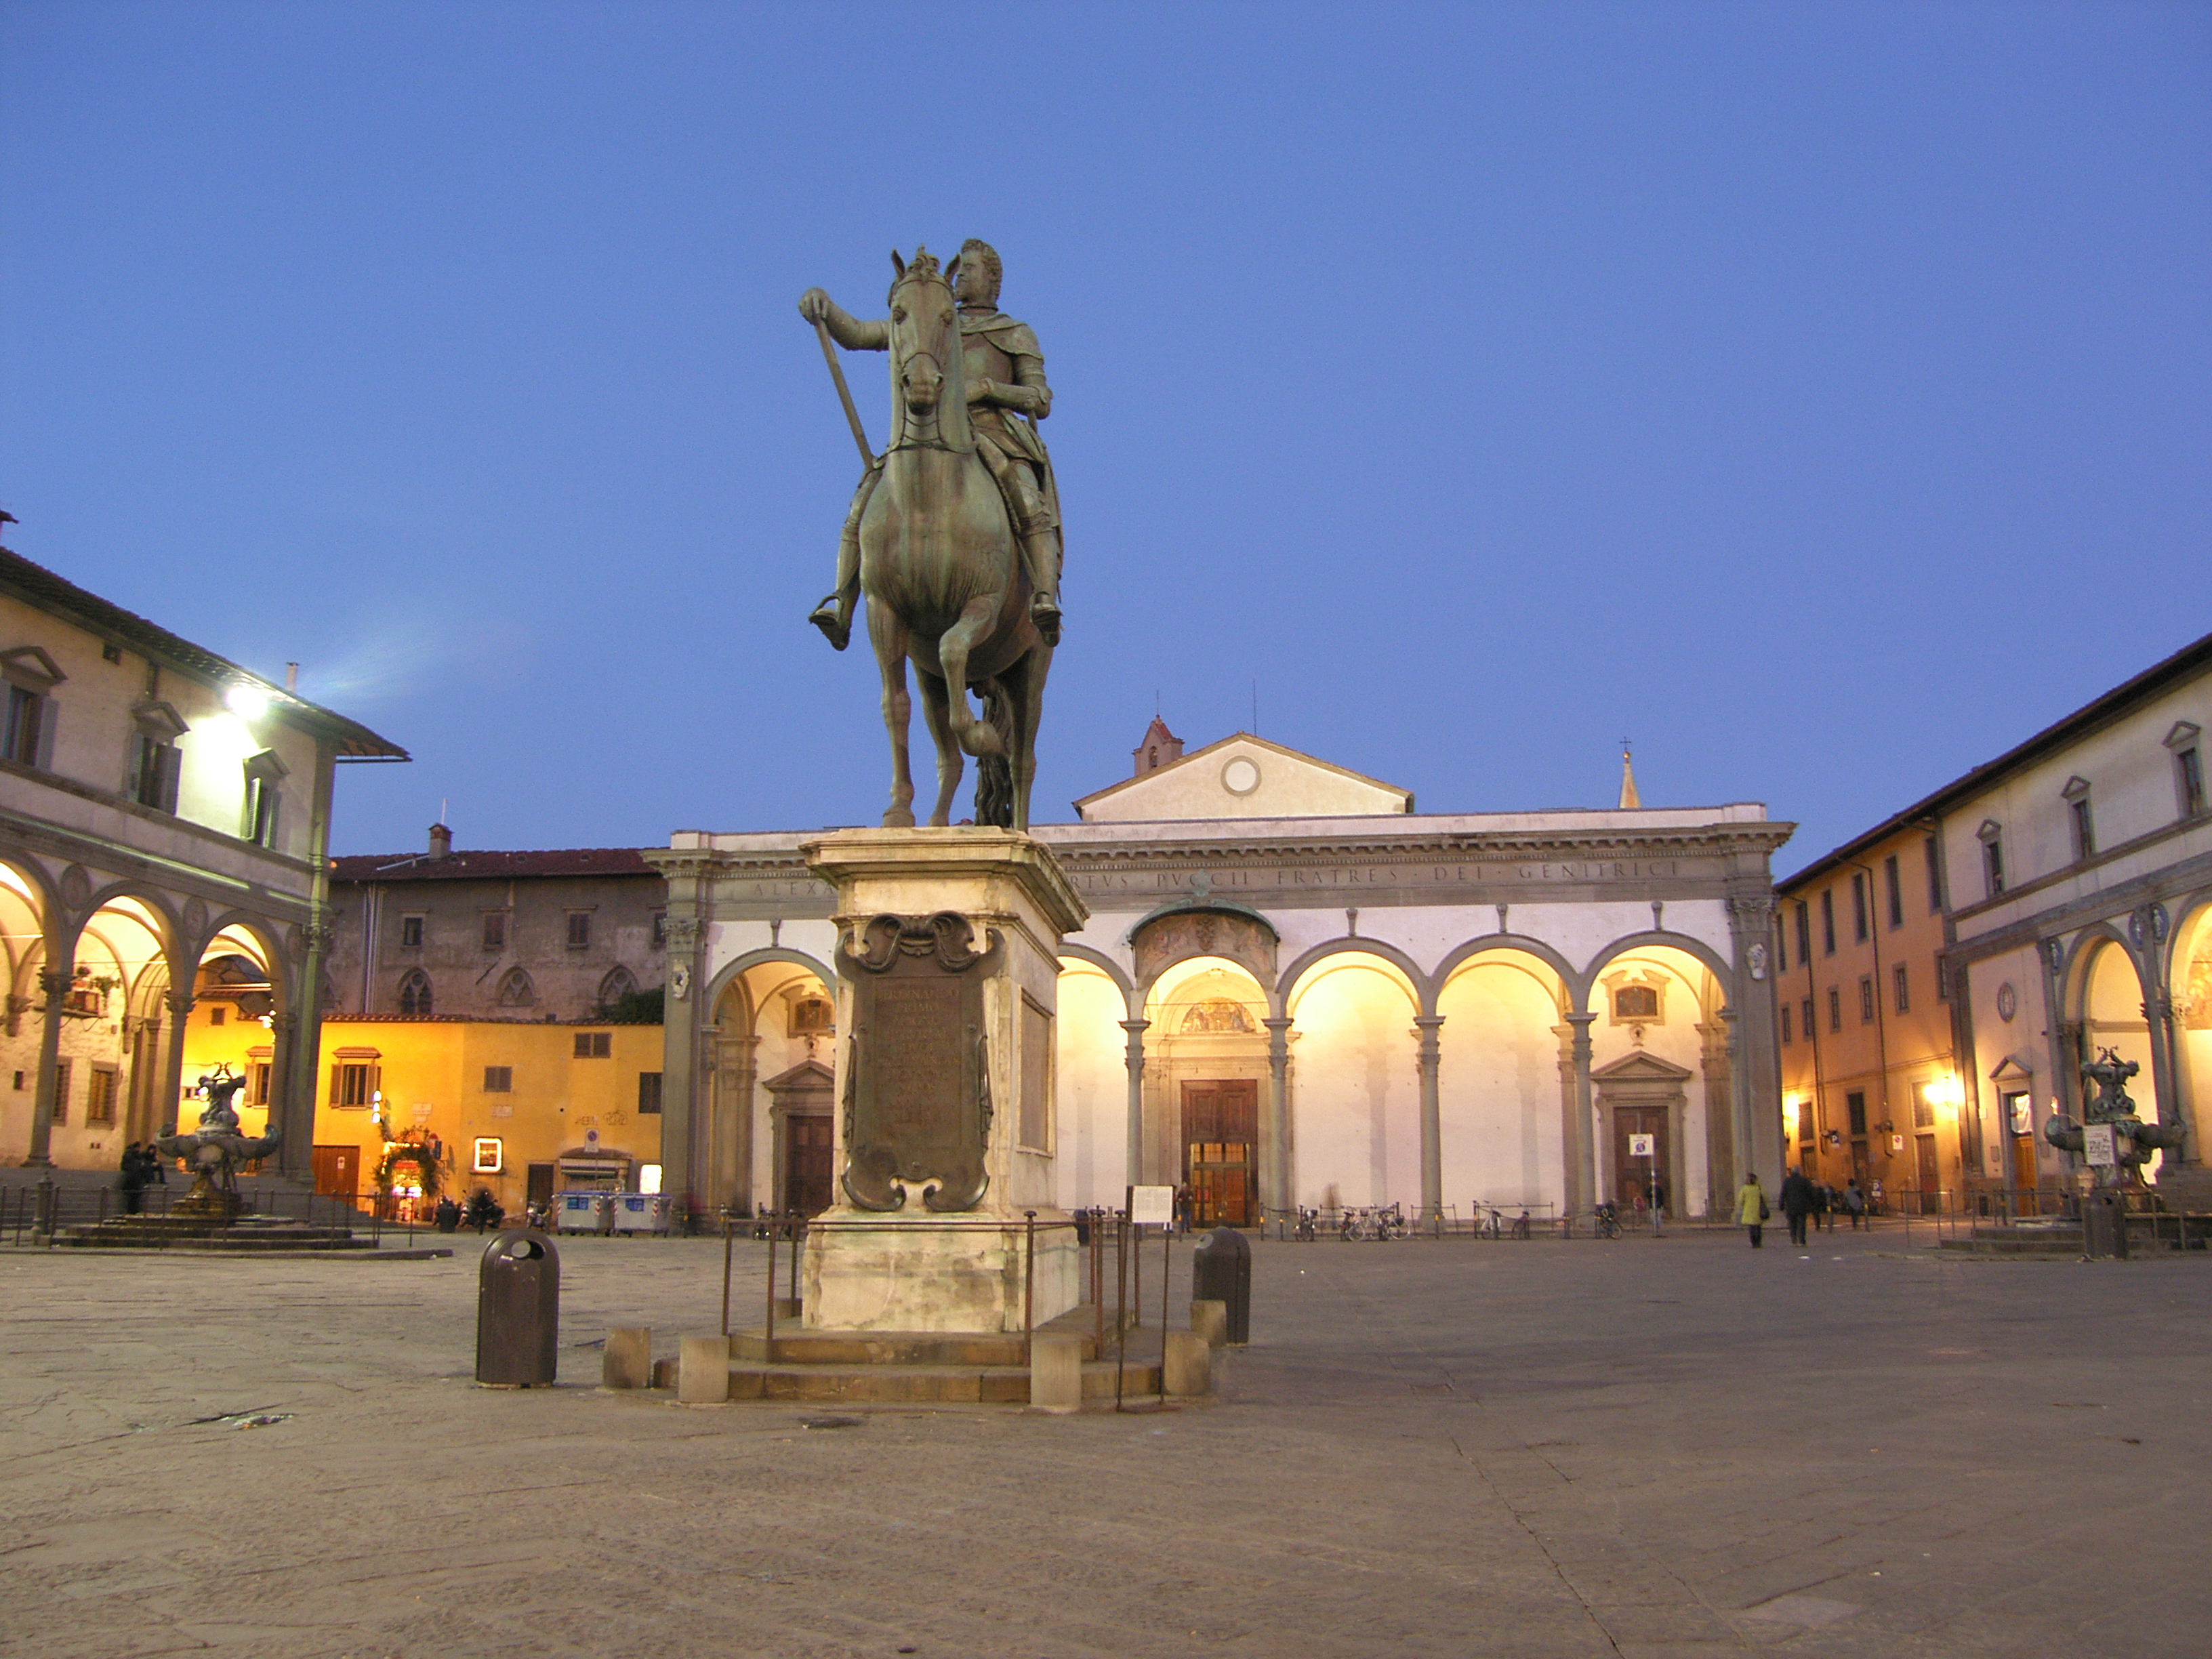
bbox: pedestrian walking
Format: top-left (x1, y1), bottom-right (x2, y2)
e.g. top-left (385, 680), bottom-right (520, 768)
top-left (1649, 1176), bottom-right (1666, 1236)
top-left (1735, 1172), bottom-right (1768, 1248)
top-left (1844, 1179), bottom-right (1866, 1229)
top-left (1813, 1182), bottom-right (1833, 1232)
top-left (1780, 1166), bottom-right (1814, 1246)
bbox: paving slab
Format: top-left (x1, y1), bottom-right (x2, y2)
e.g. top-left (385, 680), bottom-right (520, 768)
top-left (1, 1225), bottom-right (2207, 1656)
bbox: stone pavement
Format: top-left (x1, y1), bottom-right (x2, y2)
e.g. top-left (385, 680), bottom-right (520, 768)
top-left (1, 1223), bottom-right (2206, 1658)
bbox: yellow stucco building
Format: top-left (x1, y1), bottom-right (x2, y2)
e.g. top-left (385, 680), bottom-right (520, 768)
top-left (289, 1018), bottom-right (664, 1211)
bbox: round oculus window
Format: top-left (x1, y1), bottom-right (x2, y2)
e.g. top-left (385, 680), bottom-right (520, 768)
top-left (1996, 981), bottom-right (2018, 1023)
top-left (1221, 757), bottom-right (1261, 796)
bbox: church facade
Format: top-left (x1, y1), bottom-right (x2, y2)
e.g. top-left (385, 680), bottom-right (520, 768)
top-left (650, 728), bottom-right (1791, 1227)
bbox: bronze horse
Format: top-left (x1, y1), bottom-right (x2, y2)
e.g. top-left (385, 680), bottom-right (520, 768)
top-left (859, 248), bottom-right (1051, 831)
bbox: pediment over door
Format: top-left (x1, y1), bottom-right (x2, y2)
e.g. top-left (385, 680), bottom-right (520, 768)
top-left (1591, 1051), bottom-right (1694, 1086)
top-left (762, 1058), bottom-right (835, 1111)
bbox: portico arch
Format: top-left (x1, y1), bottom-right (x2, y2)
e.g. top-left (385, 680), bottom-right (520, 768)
top-left (1435, 944), bottom-right (1575, 1218)
top-left (1139, 955), bottom-right (1272, 1220)
top-left (2076, 933), bottom-right (2162, 1174)
top-left (1577, 941), bottom-right (1732, 1218)
top-left (1282, 949), bottom-right (1425, 1214)
top-left (2164, 895), bottom-right (2212, 1187)
top-left (700, 947), bottom-right (838, 1216)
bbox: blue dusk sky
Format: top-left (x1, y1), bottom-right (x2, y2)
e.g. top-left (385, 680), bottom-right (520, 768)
top-left (3, 3), bottom-right (2206, 874)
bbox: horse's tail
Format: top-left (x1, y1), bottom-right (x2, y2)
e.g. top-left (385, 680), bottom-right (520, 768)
top-left (975, 676), bottom-right (1016, 828)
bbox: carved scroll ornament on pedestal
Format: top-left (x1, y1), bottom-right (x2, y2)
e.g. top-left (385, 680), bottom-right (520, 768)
top-left (838, 912), bottom-right (1003, 1212)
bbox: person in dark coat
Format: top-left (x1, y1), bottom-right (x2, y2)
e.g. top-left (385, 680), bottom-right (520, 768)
top-left (119, 1143), bottom-right (146, 1215)
top-left (1844, 1179), bottom-right (1867, 1229)
top-left (1779, 1167), bottom-right (1816, 1246)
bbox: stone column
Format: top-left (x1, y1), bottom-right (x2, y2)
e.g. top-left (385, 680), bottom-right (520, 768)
top-left (21, 950), bottom-right (74, 1166)
top-left (266, 1008), bottom-right (298, 1170)
top-left (2160, 986), bottom-right (2200, 1166)
top-left (1698, 1018), bottom-right (1736, 1212)
top-left (1414, 1015), bottom-right (1444, 1225)
top-left (658, 910), bottom-right (705, 1223)
top-left (1265, 1016), bottom-right (1294, 1218)
top-left (284, 746), bottom-right (339, 1180)
top-left (713, 1031), bottom-right (759, 1215)
top-left (1119, 1018), bottom-right (1148, 1189)
top-left (1566, 1012), bottom-right (1596, 1222)
top-left (158, 989), bottom-right (194, 1136)
top-left (1726, 893), bottom-right (1782, 1191)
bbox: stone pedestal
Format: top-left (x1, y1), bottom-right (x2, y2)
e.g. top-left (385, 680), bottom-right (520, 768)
top-left (798, 829), bottom-right (1088, 1334)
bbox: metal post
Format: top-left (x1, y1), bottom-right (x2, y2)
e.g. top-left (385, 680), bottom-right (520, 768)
top-left (765, 1220), bottom-right (777, 1347)
top-left (787, 1209), bottom-right (800, 1305)
top-left (722, 1216), bottom-right (734, 1337)
top-left (1158, 1222), bottom-right (1170, 1397)
top-left (1023, 1210), bottom-right (1036, 1366)
top-left (1114, 1211), bottom-right (1129, 1411)
top-left (1092, 1212), bottom-right (1104, 1353)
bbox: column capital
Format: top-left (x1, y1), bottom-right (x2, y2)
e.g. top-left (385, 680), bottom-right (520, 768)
top-left (165, 990), bottom-right (195, 1018)
top-left (1118, 1018), bottom-right (1151, 1034)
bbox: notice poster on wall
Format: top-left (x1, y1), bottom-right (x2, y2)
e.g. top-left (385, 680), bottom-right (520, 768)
top-left (2083, 1124), bottom-right (2117, 1168)
top-left (1629, 1134), bottom-right (1656, 1158)
top-left (1128, 1185), bottom-right (1176, 1227)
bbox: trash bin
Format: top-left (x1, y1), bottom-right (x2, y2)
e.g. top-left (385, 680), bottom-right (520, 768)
top-left (476, 1228), bottom-right (560, 1387)
top-left (1191, 1225), bottom-right (1250, 1345)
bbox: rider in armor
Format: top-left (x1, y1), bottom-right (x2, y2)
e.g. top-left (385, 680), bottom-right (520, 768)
top-left (800, 239), bottom-right (1064, 650)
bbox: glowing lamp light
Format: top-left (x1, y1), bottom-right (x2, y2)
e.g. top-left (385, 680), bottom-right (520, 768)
top-left (224, 684), bottom-right (270, 720)
top-left (1926, 1076), bottom-right (1966, 1111)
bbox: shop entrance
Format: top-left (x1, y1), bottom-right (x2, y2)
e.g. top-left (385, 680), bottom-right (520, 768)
top-left (1181, 1080), bottom-right (1258, 1227)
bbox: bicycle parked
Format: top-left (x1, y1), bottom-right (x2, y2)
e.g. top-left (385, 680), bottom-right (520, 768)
top-left (1335, 1203), bottom-right (1408, 1241)
top-left (1593, 1201), bottom-right (1624, 1240)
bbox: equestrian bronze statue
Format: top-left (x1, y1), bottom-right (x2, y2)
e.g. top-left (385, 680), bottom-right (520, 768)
top-left (798, 243), bottom-right (1059, 831)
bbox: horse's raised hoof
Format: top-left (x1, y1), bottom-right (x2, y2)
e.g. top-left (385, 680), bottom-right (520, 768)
top-left (881, 806), bottom-right (916, 829)
top-left (808, 600), bottom-right (851, 652)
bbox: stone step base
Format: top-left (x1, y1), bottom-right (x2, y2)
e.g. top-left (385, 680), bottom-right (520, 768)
top-left (721, 1357), bottom-right (1160, 1406)
top-left (51, 1218), bottom-right (369, 1251)
top-left (729, 1326), bottom-right (1103, 1366)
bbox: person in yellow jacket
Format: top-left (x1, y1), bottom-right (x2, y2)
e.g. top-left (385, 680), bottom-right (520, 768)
top-left (1735, 1172), bottom-right (1769, 1248)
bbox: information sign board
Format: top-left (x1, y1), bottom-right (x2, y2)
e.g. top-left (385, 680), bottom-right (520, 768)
top-left (2083, 1124), bottom-right (2117, 1168)
top-left (1628, 1133), bottom-right (1656, 1158)
top-left (1128, 1184), bottom-right (1176, 1227)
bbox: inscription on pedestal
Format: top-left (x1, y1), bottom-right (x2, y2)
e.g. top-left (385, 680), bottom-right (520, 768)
top-left (840, 913), bottom-right (1002, 1213)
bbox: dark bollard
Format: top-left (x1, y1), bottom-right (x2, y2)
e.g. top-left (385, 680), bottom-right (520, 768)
top-left (2083, 1190), bottom-right (2129, 1261)
top-left (1191, 1224), bottom-right (1252, 1345)
top-left (476, 1228), bottom-right (560, 1387)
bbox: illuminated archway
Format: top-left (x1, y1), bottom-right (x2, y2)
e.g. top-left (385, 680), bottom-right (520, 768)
top-left (1578, 942), bottom-right (1730, 1218)
top-left (703, 952), bottom-right (836, 1215)
top-left (1282, 949), bottom-right (1422, 1212)
top-left (1141, 955), bottom-right (1272, 1218)
top-left (1055, 958), bottom-right (1132, 1208)
top-left (1435, 945), bottom-right (1573, 1216)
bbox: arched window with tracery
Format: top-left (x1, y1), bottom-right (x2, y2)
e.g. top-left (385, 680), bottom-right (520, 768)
top-left (596, 967), bottom-right (638, 1010)
top-left (497, 967), bottom-right (535, 1008)
top-left (397, 969), bottom-right (433, 1017)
